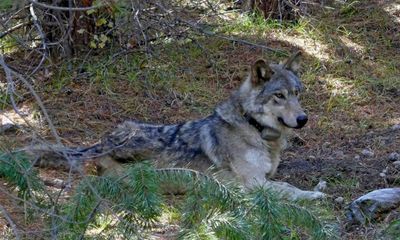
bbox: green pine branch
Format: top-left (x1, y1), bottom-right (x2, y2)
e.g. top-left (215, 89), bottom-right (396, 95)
top-left (0, 155), bottom-right (334, 239)
top-left (0, 151), bottom-right (44, 198)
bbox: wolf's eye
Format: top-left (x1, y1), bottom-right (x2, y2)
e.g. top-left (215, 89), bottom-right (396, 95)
top-left (275, 93), bottom-right (285, 99)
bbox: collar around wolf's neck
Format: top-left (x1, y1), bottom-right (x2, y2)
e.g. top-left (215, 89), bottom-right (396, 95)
top-left (244, 113), bottom-right (283, 141)
top-left (215, 98), bottom-right (281, 139)
top-left (244, 113), bottom-right (264, 133)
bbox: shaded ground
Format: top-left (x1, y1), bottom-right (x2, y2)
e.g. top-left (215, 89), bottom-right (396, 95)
top-left (277, 127), bottom-right (400, 239)
top-left (278, 127), bottom-right (400, 197)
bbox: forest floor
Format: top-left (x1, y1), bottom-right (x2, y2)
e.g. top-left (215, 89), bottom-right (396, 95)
top-left (1, 0), bottom-right (400, 239)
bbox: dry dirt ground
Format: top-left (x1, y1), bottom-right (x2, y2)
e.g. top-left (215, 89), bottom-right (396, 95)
top-left (1, 0), bottom-right (400, 239)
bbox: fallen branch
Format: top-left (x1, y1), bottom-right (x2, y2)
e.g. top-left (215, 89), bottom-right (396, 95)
top-left (0, 22), bottom-right (31, 39)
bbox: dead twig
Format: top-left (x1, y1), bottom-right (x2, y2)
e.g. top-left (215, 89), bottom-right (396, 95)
top-left (28, 3), bottom-right (48, 76)
top-left (0, 204), bottom-right (21, 240)
top-left (0, 22), bottom-right (31, 39)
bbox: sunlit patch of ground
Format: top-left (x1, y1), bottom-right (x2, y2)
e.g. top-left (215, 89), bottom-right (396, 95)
top-left (0, 104), bottom-right (44, 148)
top-left (274, 32), bottom-right (332, 61)
top-left (383, 2), bottom-right (400, 23)
top-left (0, 104), bottom-right (39, 128)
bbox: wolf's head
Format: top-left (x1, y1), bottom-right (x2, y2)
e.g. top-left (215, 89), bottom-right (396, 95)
top-left (239, 52), bottom-right (307, 134)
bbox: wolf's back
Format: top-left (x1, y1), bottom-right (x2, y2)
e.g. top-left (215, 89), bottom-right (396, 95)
top-left (24, 117), bottom-right (213, 170)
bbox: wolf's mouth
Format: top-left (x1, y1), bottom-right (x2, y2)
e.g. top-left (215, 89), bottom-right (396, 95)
top-left (277, 117), bottom-right (290, 128)
top-left (278, 117), bottom-right (305, 129)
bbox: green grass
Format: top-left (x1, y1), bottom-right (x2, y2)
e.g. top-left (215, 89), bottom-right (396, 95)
top-left (220, 13), bottom-right (302, 36)
top-left (326, 176), bottom-right (360, 199)
top-left (0, 36), bottom-right (19, 54)
top-left (0, 0), bottom-right (12, 10)
top-left (45, 37), bottom-right (230, 120)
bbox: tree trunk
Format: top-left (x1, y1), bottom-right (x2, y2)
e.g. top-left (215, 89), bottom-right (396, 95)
top-left (41, 0), bottom-right (115, 57)
top-left (241, 0), bottom-right (302, 21)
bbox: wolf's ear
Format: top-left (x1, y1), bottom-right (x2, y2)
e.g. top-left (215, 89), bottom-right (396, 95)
top-left (251, 59), bottom-right (273, 86)
top-left (283, 51), bottom-right (302, 74)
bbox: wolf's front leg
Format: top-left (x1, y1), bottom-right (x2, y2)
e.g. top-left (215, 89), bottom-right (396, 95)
top-left (242, 172), bottom-right (325, 201)
top-left (261, 180), bottom-right (325, 201)
top-left (232, 151), bottom-right (325, 201)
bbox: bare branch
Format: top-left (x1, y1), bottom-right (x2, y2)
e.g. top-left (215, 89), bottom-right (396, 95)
top-left (0, 204), bottom-right (21, 240)
top-left (28, 3), bottom-right (48, 76)
top-left (0, 56), bottom-right (62, 145)
top-left (0, 22), bottom-right (31, 39)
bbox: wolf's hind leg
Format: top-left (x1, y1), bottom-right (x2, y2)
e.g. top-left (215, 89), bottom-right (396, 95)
top-left (96, 156), bottom-right (124, 176)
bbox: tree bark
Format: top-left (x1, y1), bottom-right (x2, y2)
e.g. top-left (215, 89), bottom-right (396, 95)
top-left (241, 0), bottom-right (302, 21)
top-left (40, 0), bottom-right (115, 57)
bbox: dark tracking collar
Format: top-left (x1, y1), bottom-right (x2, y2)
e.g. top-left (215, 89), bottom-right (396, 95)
top-left (244, 113), bottom-right (282, 140)
top-left (244, 113), bottom-right (264, 133)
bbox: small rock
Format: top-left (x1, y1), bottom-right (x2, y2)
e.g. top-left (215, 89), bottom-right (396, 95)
top-left (346, 188), bottom-right (400, 224)
top-left (379, 172), bottom-right (386, 178)
top-left (392, 124), bottom-right (400, 131)
top-left (354, 155), bottom-right (360, 161)
top-left (335, 196), bottom-right (345, 204)
top-left (393, 161), bottom-right (400, 168)
top-left (388, 152), bottom-right (400, 162)
top-left (361, 149), bottom-right (374, 158)
top-left (314, 180), bottom-right (327, 192)
top-left (382, 168), bottom-right (388, 174)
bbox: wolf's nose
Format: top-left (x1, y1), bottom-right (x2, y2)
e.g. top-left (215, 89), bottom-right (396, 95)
top-left (296, 115), bottom-right (308, 128)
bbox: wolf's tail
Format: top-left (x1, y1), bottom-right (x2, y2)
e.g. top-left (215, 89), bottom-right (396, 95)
top-left (23, 143), bottom-right (103, 170)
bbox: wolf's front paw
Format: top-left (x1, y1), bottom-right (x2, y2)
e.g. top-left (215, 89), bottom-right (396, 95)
top-left (309, 191), bottom-right (326, 200)
top-left (289, 190), bottom-right (326, 201)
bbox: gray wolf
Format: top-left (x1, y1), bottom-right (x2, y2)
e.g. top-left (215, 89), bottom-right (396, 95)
top-left (34, 52), bottom-right (325, 201)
